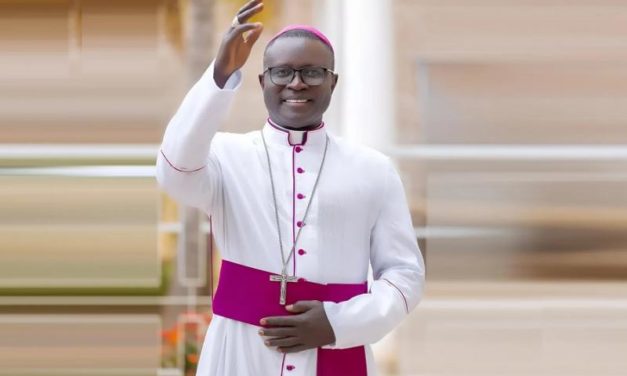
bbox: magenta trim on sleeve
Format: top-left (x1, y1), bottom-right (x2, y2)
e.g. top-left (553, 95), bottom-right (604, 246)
top-left (160, 149), bottom-right (206, 172)
top-left (382, 278), bottom-right (409, 314)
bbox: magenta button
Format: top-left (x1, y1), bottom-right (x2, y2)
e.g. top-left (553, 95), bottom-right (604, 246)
top-left (296, 221), bottom-right (304, 228)
top-left (286, 365), bottom-right (295, 371)
top-left (298, 249), bottom-right (306, 255)
top-left (297, 167), bottom-right (305, 173)
top-left (295, 146), bottom-right (302, 153)
top-left (297, 193), bottom-right (305, 199)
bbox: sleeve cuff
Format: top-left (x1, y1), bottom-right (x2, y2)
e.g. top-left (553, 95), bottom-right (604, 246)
top-left (202, 60), bottom-right (242, 91)
top-left (322, 301), bottom-right (346, 349)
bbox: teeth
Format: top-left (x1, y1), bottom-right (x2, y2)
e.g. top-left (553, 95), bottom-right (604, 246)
top-left (285, 99), bottom-right (308, 103)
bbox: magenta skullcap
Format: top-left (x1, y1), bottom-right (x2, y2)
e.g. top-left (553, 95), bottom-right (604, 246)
top-left (269, 24), bottom-right (334, 52)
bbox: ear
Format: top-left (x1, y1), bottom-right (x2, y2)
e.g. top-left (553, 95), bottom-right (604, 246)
top-left (330, 73), bottom-right (339, 92)
top-left (258, 73), bottom-right (265, 89)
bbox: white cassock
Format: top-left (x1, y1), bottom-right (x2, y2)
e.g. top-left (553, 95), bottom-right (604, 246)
top-left (156, 61), bottom-right (425, 376)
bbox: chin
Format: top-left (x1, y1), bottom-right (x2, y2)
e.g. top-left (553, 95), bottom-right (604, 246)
top-left (287, 121), bottom-right (311, 129)
top-left (276, 116), bottom-right (314, 129)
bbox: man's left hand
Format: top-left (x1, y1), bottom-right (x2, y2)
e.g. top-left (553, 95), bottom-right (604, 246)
top-left (259, 300), bottom-right (335, 353)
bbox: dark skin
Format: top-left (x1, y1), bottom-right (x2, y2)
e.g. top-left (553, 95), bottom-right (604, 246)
top-left (258, 37), bottom-right (338, 130)
top-left (214, 0), bottom-right (339, 353)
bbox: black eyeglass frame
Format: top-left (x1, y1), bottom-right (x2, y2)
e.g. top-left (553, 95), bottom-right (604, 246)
top-left (262, 66), bottom-right (336, 86)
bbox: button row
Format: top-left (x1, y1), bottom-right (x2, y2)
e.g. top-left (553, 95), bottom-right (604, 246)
top-left (294, 146), bottom-right (307, 260)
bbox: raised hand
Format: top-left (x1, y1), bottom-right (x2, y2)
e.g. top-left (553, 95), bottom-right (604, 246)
top-left (214, 0), bottom-right (264, 88)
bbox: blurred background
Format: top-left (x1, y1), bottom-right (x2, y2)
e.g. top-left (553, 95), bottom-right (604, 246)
top-left (2, 0), bottom-right (627, 375)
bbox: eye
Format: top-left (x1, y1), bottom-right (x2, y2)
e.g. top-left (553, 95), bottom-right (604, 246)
top-left (272, 67), bottom-right (292, 78)
top-left (302, 68), bottom-right (324, 79)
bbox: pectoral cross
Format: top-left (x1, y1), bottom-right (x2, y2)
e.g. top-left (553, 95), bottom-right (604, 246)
top-left (270, 272), bottom-right (298, 305)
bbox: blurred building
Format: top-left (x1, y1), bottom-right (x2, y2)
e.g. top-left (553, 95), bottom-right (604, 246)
top-left (1, 0), bottom-right (627, 375)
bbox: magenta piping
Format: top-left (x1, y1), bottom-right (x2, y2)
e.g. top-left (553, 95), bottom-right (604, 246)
top-left (209, 216), bottom-right (214, 306)
top-left (280, 354), bottom-right (287, 376)
top-left (383, 278), bottom-right (409, 314)
top-left (266, 118), bottom-right (324, 146)
top-left (160, 149), bottom-right (206, 172)
top-left (292, 146), bottom-right (297, 275)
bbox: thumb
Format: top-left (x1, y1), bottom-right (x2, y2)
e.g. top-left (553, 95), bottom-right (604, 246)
top-left (286, 300), bottom-right (317, 313)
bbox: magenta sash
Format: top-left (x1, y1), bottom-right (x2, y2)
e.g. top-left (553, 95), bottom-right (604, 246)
top-left (212, 260), bottom-right (368, 376)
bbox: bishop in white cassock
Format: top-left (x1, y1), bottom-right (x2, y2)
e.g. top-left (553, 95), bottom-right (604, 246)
top-left (156, 1), bottom-right (424, 375)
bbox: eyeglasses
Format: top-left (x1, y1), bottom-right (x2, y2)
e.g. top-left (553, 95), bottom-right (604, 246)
top-left (263, 66), bottom-right (335, 86)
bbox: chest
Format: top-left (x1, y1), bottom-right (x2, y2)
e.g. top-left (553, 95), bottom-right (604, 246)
top-left (220, 142), bottom-right (382, 228)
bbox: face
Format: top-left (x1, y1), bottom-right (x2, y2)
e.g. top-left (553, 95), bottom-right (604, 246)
top-left (259, 37), bottom-right (338, 129)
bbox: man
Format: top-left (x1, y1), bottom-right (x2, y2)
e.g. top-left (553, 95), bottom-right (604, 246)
top-left (156, 1), bottom-right (425, 375)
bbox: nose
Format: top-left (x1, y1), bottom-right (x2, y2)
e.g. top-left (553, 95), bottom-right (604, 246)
top-left (286, 71), bottom-right (308, 90)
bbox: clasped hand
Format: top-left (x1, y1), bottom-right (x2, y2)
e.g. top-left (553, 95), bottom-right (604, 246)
top-left (258, 300), bottom-right (335, 353)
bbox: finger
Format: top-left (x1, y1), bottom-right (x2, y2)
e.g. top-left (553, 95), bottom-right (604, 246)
top-left (279, 344), bottom-right (311, 354)
top-left (260, 315), bottom-right (299, 327)
top-left (237, 0), bottom-right (261, 16)
top-left (286, 300), bottom-right (317, 313)
top-left (227, 22), bottom-right (262, 43)
top-left (243, 24), bottom-right (263, 45)
top-left (265, 336), bottom-right (300, 348)
top-left (232, 22), bottom-right (262, 37)
top-left (238, 2), bottom-right (264, 24)
top-left (259, 327), bottom-right (295, 338)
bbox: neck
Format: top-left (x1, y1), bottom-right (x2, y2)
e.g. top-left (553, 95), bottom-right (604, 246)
top-left (268, 118), bottom-right (323, 132)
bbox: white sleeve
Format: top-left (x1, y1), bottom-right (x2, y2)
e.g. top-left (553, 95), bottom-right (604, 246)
top-left (156, 60), bottom-right (242, 212)
top-left (322, 160), bottom-right (425, 349)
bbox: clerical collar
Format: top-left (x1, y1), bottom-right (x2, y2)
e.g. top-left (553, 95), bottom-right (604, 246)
top-left (263, 118), bottom-right (326, 147)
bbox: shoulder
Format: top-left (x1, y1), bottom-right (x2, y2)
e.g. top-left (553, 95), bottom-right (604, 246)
top-left (330, 135), bottom-right (393, 172)
top-left (211, 130), bottom-right (260, 151)
top-left (211, 131), bottom-right (252, 143)
top-left (329, 135), bottom-right (399, 199)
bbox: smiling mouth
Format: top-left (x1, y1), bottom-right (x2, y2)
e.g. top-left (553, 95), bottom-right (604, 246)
top-left (282, 99), bottom-right (312, 104)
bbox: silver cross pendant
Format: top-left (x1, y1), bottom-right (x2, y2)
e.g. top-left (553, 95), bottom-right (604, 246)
top-left (269, 272), bottom-right (299, 305)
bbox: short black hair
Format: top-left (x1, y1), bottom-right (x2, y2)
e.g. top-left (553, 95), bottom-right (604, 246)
top-left (263, 29), bottom-right (335, 68)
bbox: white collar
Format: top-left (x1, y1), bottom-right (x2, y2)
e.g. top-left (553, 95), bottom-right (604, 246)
top-left (263, 118), bottom-right (327, 147)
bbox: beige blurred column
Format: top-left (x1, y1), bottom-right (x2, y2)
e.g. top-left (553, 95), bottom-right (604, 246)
top-left (176, 0), bottom-right (215, 307)
top-left (316, 2), bottom-right (398, 373)
top-left (343, 0), bottom-right (399, 371)
top-left (314, 0), bottom-right (343, 135)
top-left (335, 0), bottom-right (396, 150)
